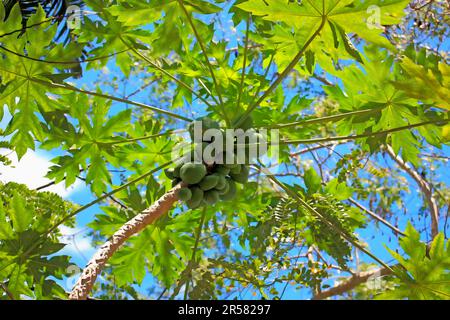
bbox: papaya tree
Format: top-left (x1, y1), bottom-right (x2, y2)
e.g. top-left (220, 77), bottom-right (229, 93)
top-left (0, 0), bottom-right (449, 300)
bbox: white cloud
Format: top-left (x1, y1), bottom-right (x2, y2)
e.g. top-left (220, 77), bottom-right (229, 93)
top-left (0, 149), bottom-right (82, 198)
top-left (58, 225), bottom-right (95, 260)
top-left (70, 237), bottom-right (93, 252)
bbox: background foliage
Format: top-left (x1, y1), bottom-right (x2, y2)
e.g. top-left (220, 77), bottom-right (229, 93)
top-left (0, 0), bottom-right (449, 300)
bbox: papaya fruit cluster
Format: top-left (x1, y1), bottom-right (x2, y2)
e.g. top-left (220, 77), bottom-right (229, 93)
top-left (164, 116), bottom-right (255, 209)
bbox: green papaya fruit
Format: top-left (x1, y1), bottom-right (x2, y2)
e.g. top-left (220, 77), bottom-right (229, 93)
top-left (234, 142), bottom-right (248, 164)
top-left (220, 178), bottom-right (236, 200)
top-left (187, 199), bottom-right (202, 209)
top-left (203, 142), bottom-right (220, 165)
top-left (230, 164), bottom-right (242, 175)
top-left (214, 150), bottom-right (234, 165)
top-left (224, 162), bottom-right (240, 169)
top-left (195, 142), bottom-right (210, 157)
top-left (180, 163), bottom-right (207, 184)
top-left (178, 187), bottom-right (192, 201)
top-left (235, 134), bottom-right (258, 165)
top-left (199, 175), bottom-right (219, 191)
top-left (189, 117), bottom-right (220, 142)
top-left (174, 162), bottom-right (183, 178)
top-left (230, 165), bottom-right (249, 184)
top-left (204, 190), bottom-right (220, 205)
top-left (190, 186), bottom-right (204, 202)
top-left (216, 181), bottom-right (229, 195)
top-left (215, 165), bottom-right (230, 175)
top-left (186, 186), bottom-right (204, 208)
top-left (215, 174), bottom-right (227, 190)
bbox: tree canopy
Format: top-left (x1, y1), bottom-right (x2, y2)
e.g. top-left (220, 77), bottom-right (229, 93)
top-left (0, 0), bottom-right (449, 300)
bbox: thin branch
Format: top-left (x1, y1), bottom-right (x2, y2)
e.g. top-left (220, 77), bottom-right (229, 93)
top-left (75, 176), bottom-right (128, 210)
top-left (157, 288), bottom-right (168, 300)
top-left (283, 119), bottom-right (449, 145)
top-left (290, 144), bottom-right (341, 157)
top-left (124, 78), bottom-right (160, 100)
top-left (312, 73), bottom-right (334, 86)
top-left (386, 145), bottom-right (440, 238)
top-left (236, 15), bottom-right (251, 110)
top-left (100, 129), bottom-right (185, 146)
top-left (242, 120), bottom-right (447, 149)
top-left (0, 282), bottom-right (15, 300)
top-left (121, 37), bottom-right (216, 111)
top-left (264, 108), bottom-right (382, 130)
top-left (69, 183), bottom-right (185, 300)
top-left (254, 164), bottom-right (393, 272)
top-left (312, 266), bottom-right (393, 300)
top-left (35, 180), bottom-right (59, 191)
top-left (177, 0), bottom-right (229, 124)
top-left (26, 76), bottom-right (192, 122)
top-left (0, 14), bottom-right (62, 38)
top-left (35, 167), bottom-right (85, 191)
top-left (307, 246), bottom-right (320, 296)
top-left (184, 208), bottom-right (207, 299)
top-left (0, 11), bottom-right (99, 39)
top-left (47, 160), bottom-right (175, 235)
top-left (236, 16), bottom-right (327, 128)
top-left (0, 44), bottom-right (129, 65)
top-left (348, 198), bottom-right (406, 237)
top-left (419, 153), bottom-right (450, 160)
top-left (247, 51), bottom-right (275, 109)
top-left (1, 66), bottom-right (189, 120)
top-left (226, 44), bottom-right (263, 52)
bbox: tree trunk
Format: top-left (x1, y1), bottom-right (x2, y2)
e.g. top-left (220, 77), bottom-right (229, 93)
top-left (69, 183), bottom-right (184, 300)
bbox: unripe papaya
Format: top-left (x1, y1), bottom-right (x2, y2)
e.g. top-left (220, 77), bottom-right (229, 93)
top-left (195, 142), bottom-right (210, 157)
top-left (224, 162), bottom-right (240, 169)
top-left (234, 143), bottom-right (251, 164)
top-left (187, 198), bottom-right (202, 209)
top-left (178, 187), bottom-right (192, 201)
top-left (214, 150), bottom-right (234, 165)
top-left (203, 141), bottom-right (221, 165)
top-left (215, 174), bottom-right (227, 190)
top-left (180, 163), bottom-right (207, 184)
top-left (204, 190), bottom-right (220, 205)
top-left (182, 148), bottom-right (201, 163)
top-left (230, 165), bottom-right (249, 184)
top-left (215, 165), bottom-right (230, 175)
top-left (254, 131), bottom-right (268, 157)
top-left (199, 174), bottom-right (219, 191)
top-left (189, 117), bottom-right (220, 142)
top-left (191, 142), bottom-right (210, 163)
top-left (174, 162), bottom-right (183, 178)
top-left (230, 164), bottom-right (242, 175)
top-left (234, 135), bottom-right (258, 164)
top-left (220, 178), bottom-right (236, 200)
top-left (187, 186), bottom-right (204, 208)
top-left (216, 180), bottom-right (229, 195)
